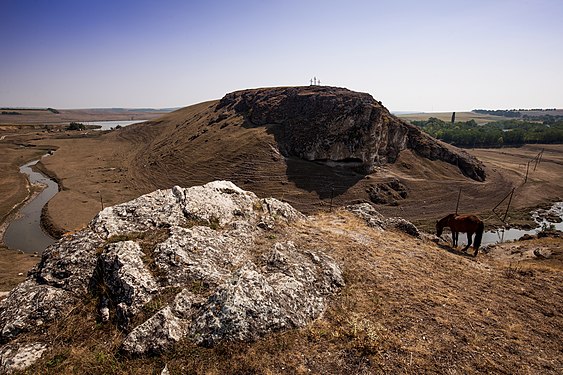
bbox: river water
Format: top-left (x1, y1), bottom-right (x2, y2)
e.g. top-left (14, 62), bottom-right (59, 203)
top-left (84, 120), bottom-right (146, 131)
top-left (3, 159), bottom-right (58, 253)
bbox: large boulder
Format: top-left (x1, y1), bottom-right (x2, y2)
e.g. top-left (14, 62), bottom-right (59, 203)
top-left (0, 181), bottom-right (343, 362)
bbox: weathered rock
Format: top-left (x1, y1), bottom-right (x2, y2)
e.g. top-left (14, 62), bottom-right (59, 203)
top-left (346, 203), bottom-right (386, 229)
top-left (91, 188), bottom-right (186, 238)
top-left (385, 217), bottom-right (420, 237)
top-left (31, 230), bottom-right (104, 294)
top-left (190, 242), bottom-right (344, 346)
top-left (0, 342), bottom-right (47, 374)
top-left (346, 203), bottom-right (419, 236)
top-left (216, 86), bottom-right (485, 180)
top-left (366, 178), bottom-right (408, 205)
top-left (153, 225), bottom-right (253, 287)
top-left (97, 241), bottom-right (160, 328)
top-left (1, 181), bottom-right (335, 363)
top-left (0, 280), bottom-right (77, 343)
top-left (121, 289), bottom-right (203, 355)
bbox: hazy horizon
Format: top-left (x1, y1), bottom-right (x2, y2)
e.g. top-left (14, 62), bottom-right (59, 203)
top-left (1, 0), bottom-right (562, 111)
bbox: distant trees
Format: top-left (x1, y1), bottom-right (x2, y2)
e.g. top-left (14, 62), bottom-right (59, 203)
top-left (473, 109), bottom-right (521, 118)
top-left (412, 118), bottom-right (563, 147)
top-left (67, 122), bottom-right (86, 130)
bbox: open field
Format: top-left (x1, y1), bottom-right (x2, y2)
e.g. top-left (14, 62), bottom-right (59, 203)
top-left (0, 108), bottom-right (172, 126)
top-left (397, 111), bottom-right (508, 124)
top-left (1, 121), bottom-right (562, 289)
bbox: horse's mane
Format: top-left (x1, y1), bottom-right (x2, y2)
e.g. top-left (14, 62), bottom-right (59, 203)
top-left (438, 213), bottom-right (456, 224)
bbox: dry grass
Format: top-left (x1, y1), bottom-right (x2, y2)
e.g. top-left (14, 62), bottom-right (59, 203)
top-left (13, 210), bottom-right (563, 374)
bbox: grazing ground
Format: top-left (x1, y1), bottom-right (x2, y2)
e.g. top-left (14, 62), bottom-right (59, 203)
top-left (14, 211), bottom-right (563, 374)
top-left (28, 103), bottom-right (563, 235)
top-left (0, 104), bottom-right (562, 373)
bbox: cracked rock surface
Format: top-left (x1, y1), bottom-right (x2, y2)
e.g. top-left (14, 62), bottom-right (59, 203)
top-left (0, 181), bottom-right (344, 366)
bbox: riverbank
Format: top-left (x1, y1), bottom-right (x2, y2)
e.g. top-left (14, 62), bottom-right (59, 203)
top-left (0, 246), bottom-right (39, 294)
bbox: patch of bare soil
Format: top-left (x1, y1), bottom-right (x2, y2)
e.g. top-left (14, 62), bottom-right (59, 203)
top-left (0, 246), bottom-right (39, 293)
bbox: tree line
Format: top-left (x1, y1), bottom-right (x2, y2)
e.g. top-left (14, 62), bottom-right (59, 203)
top-left (412, 118), bottom-right (563, 147)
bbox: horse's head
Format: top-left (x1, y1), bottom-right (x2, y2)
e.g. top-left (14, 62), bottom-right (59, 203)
top-left (436, 220), bottom-right (443, 237)
top-left (436, 214), bottom-right (454, 237)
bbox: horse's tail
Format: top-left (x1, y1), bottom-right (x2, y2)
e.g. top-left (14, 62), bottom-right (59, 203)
top-left (474, 221), bottom-right (484, 251)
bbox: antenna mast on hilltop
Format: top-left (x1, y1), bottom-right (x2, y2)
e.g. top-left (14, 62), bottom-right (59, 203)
top-left (309, 77), bottom-right (321, 86)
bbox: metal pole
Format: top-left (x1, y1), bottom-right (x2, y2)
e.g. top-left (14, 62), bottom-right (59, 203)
top-left (503, 188), bottom-right (515, 222)
top-left (455, 187), bottom-right (462, 215)
top-left (535, 149), bottom-right (544, 171)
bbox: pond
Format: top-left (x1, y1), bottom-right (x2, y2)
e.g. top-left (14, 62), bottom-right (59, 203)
top-left (455, 202), bottom-right (563, 246)
top-left (3, 158), bottom-right (58, 253)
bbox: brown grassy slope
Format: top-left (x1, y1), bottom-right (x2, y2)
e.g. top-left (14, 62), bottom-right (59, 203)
top-left (32, 97), bottom-right (563, 234)
top-left (23, 210), bottom-right (563, 374)
top-left (117, 100), bottom-right (562, 221)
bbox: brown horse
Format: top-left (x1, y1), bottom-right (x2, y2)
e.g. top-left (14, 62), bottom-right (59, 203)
top-left (436, 214), bottom-right (484, 256)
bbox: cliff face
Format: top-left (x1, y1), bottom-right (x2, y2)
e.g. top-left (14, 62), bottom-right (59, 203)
top-left (216, 86), bottom-right (485, 180)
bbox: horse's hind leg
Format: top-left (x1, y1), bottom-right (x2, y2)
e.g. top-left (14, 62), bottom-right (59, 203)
top-left (463, 233), bottom-right (473, 252)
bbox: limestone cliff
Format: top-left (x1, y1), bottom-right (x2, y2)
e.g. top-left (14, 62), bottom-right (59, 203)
top-left (215, 86), bottom-right (485, 180)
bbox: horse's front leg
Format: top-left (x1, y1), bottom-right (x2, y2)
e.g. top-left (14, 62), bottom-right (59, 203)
top-left (463, 232), bottom-right (473, 252)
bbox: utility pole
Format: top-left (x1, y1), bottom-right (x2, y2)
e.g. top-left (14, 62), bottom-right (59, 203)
top-left (455, 187), bottom-right (462, 215)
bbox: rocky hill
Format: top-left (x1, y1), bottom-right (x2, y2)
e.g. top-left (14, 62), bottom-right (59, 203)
top-left (112, 86), bottom-right (484, 214)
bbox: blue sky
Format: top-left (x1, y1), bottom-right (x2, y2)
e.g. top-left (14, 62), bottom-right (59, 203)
top-left (1, 0), bottom-right (562, 111)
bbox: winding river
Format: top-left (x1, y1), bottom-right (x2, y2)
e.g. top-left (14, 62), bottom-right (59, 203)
top-left (3, 158), bottom-right (58, 253)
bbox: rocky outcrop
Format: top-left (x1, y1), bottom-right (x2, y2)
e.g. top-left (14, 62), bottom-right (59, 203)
top-left (346, 203), bottom-right (419, 237)
top-left (366, 178), bottom-right (408, 205)
top-left (0, 342), bottom-right (48, 374)
top-left (216, 86), bottom-right (485, 180)
top-left (0, 181), bottom-right (343, 365)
